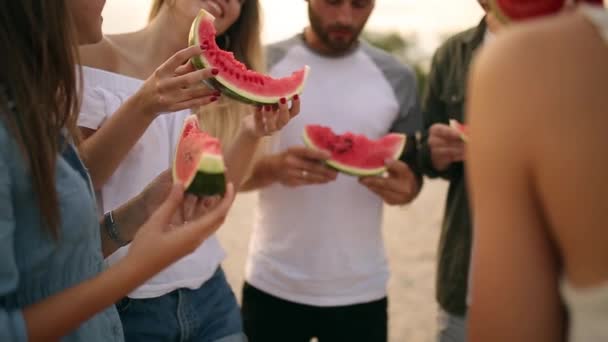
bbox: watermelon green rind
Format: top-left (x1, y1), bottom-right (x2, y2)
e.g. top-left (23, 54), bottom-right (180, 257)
top-left (172, 114), bottom-right (227, 196)
top-left (188, 9), bottom-right (310, 105)
top-left (301, 130), bottom-right (407, 177)
top-left (177, 152), bottom-right (226, 196)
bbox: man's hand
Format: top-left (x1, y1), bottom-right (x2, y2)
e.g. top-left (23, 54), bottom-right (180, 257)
top-left (273, 146), bottom-right (338, 187)
top-left (359, 160), bottom-right (420, 205)
top-left (428, 123), bottom-right (465, 172)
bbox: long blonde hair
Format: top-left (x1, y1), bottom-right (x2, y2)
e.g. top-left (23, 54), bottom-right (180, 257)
top-left (150, 0), bottom-right (267, 181)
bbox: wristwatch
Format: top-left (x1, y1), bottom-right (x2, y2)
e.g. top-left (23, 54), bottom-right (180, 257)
top-left (103, 211), bottom-right (131, 247)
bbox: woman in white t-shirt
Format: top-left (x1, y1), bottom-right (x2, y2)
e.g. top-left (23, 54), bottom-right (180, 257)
top-left (76, 0), bottom-right (299, 341)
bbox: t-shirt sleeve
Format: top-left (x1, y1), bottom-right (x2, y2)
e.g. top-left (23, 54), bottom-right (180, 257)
top-left (78, 86), bottom-right (110, 130)
top-left (363, 45), bottom-right (423, 176)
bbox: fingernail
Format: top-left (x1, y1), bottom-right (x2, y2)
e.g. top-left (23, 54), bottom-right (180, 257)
top-left (210, 96), bottom-right (218, 102)
top-left (280, 97), bottom-right (287, 104)
top-left (213, 91), bottom-right (221, 96)
top-left (385, 158), bottom-right (393, 164)
top-left (211, 68), bottom-right (219, 75)
top-left (293, 94), bottom-right (299, 101)
top-left (264, 105), bottom-right (271, 111)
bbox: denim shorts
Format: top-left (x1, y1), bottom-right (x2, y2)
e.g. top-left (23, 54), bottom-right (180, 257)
top-left (116, 267), bottom-right (247, 342)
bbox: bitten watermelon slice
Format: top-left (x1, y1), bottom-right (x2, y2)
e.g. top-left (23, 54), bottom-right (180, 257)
top-left (173, 115), bottom-right (226, 196)
top-left (449, 119), bottom-right (468, 142)
top-left (302, 125), bottom-right (406, 177)
top-left (188, 9), bottom-right (310, 105)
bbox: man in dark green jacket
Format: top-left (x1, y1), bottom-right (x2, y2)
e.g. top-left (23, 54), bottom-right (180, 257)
top-left (417, 1), bottom-right (501, 341)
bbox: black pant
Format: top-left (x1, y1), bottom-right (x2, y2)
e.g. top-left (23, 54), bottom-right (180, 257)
top-left (241, 282), bottom-right (388, 342)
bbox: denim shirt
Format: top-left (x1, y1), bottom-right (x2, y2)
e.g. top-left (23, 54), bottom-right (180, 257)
top-left (0, 118), bottom-right (124, 341)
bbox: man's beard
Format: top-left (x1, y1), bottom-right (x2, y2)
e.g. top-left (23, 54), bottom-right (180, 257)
top-left (307, 4), bottom-right (362, 53)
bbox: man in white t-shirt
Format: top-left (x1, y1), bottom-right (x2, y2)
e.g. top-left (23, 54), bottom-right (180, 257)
top-left (239, 0), bottom-right (423, 340)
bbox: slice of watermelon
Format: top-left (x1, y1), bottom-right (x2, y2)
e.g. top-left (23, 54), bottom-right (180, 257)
top-left (302, 125), bottom-right (406, 177)
top-left (173, 115), bottom-right (226, 196)
top-left (490, 0), bottom-right (565, 24)
top-left (449, 119), bottom-right (468, 142)
top-left (188, 9), bottom-right (310, 105)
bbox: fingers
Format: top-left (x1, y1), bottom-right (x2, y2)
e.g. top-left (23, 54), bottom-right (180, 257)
top-left (276, 98), bottom-right (290, 128)
top-left (431, 146), bottom-right (465, 163)
top-left (174, 61), bottom-right (195, 76)
top-left (185, 183), bottom-right (236, 234)
top-left (182, 194), bottom-right (198, 222)
top-left (285, 154), bottom-right (337, 179)
top-left (253, 107), bottom-right (265, 133)
top-left (288, 146), bottom-right (332, 161)
top-left (166, 95), bottom-right (219, 112)
top-left (385, 160), bottom-right (413, 178)
top-left (429, 123), bottom-right (462, 142)
top-left (263, 105), bottom-right (276, 132)
top-left (150, 183), bottom-right (185, 224)
top-left (160, 45), bottom-right (204, 74)
top-left (161, 68), bottom-right (218, 94)
top-left (286, 168), bottom-right (333, 184)
top-left (181, 84), bottom-right (219, 100)
top-left (288, 95), bottom-right (300, 119)
top-left (363, 183), bottom-right (408, 205)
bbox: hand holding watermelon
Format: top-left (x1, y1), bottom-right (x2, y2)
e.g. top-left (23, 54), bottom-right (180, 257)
top-left (241, 95), bottom-right (301, 138)
top-left (132, 45), bottom-right (221, 117)
top-left (358, 160), bottom-right (420, 205)
top-left (272, 146), bottom-right (338, 187)
top-left (428, 123), bottom-right (466, 171)
top-left (126, 181), bottom-right (236, 279)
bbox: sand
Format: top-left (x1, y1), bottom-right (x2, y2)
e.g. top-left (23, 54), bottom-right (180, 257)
top-left (216, 179), bottom-right (448, 342)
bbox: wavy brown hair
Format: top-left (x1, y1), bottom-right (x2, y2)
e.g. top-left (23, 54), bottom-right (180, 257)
top-left (0, 1), bottom-right (81, 237)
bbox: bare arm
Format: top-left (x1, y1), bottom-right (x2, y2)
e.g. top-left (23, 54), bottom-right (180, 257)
top-left (18, 181), bottom-right (236, 341)
top-left (79, 46), bottom-right (217, 190)
top-left (465, 25), bottom-right (564, 342)
top-left (239, 153), bottom-right (280, 191)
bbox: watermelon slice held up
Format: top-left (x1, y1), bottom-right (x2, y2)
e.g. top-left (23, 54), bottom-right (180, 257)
top-left (188, 9), bottom-right (310, 105)
top-left (449, 119), bottom-right (468, 142)
top-left (173, 115), bottom-right (226, 196)
top-left (302, 125), bottom-right (407, 177)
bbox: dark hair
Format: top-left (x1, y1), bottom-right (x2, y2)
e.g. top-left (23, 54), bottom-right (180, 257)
top-left (0, 0), bottom-right (81, 237)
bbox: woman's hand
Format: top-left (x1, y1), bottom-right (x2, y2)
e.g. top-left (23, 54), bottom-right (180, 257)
top-left (241, 95), bottom-right (301, 139)
top-left (139, 169), bottom-right (221, 227)
top-left (134, 45), bottom-right (221, 117)
top-left (126, 182), bottom-right (235, 276)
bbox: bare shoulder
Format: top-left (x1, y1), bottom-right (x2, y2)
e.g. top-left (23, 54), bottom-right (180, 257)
top-left (467, 10), bottom-right (608, 153)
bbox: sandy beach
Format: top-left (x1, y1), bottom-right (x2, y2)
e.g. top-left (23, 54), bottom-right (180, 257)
top-left (216, 178), bottom-right (449, 342)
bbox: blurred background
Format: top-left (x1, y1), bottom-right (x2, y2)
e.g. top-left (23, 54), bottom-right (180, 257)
top-left (103, 0), bottom-right (485, 95)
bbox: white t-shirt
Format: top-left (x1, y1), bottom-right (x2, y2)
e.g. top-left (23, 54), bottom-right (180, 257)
top-left (245, 36), bottom-right (421, 307)
top-left (78, 66), bottom-right (225, 299)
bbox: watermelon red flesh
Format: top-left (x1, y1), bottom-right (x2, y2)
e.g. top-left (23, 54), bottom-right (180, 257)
top-left (189, 9), bottom-right (310, 105)
top-left (490, 0), bottom-right (565, 23)
top-left (173, 115), bottom-right (226, 196)
top-left (302, 125), bottom-right (406, 176)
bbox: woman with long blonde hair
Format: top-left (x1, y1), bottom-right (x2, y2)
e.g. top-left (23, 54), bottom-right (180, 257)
top-left (76, 0), bottom-right (299, 340)
top-left (0, 0), bottom-right (238, 340)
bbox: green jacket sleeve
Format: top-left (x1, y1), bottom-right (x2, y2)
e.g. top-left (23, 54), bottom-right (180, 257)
top-left (418, 47), bottom-right (461, 180)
